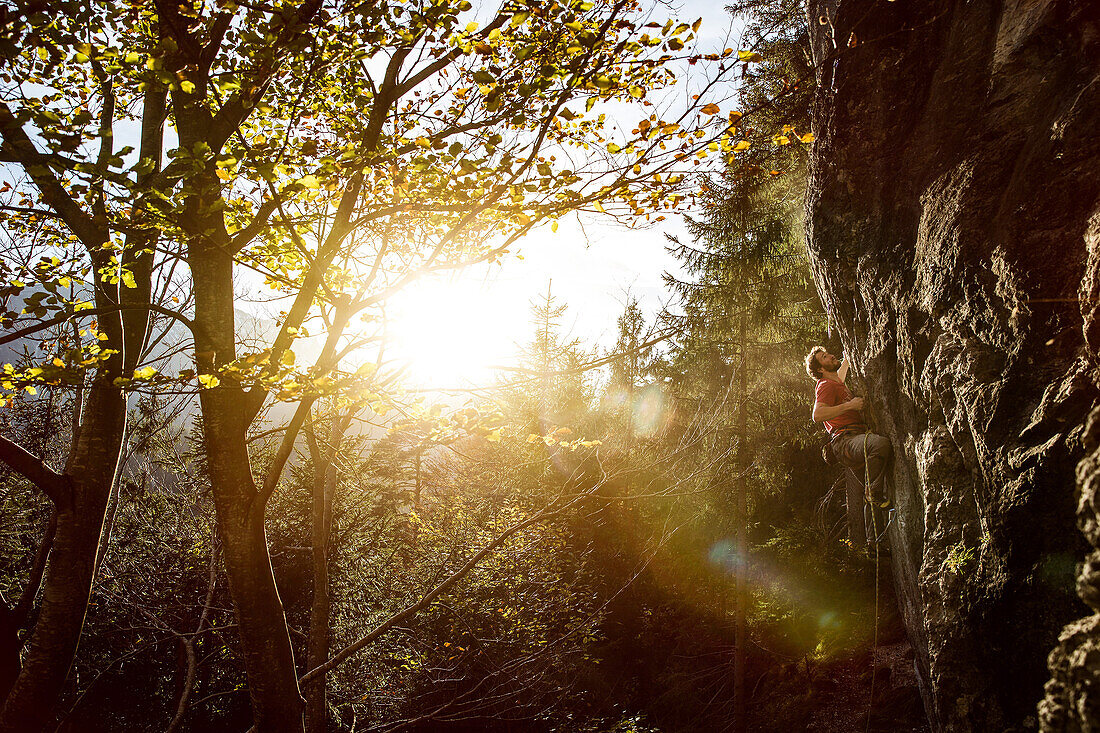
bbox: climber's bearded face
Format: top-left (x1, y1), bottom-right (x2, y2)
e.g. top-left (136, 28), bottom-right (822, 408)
top-left (820, 352), bottom-right (841, 372)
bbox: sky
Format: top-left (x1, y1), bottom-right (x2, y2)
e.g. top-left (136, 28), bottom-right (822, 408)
top-left (1, 0), bottom-right (746, 391)
top-left (388, 0), bottom-right (746, 388)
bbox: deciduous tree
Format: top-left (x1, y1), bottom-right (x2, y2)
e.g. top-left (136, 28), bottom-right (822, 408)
top-left (0, 1), bottom-right (744, 729)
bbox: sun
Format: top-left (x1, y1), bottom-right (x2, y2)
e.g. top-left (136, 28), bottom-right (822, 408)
top-left (387, 274), bottom-right (523, 388)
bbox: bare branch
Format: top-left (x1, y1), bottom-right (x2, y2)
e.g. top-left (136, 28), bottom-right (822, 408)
top-left (0, 101), bottom-right (105, 248)
top-left (0, 434), bottom-right (66, 504)
top-left (0, 304), bottom-right (203, 348)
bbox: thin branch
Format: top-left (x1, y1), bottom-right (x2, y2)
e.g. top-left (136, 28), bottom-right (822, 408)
top-left (10, 508), bottom-right (57, 633)
top-left (299, 502), bottom-right (571, 685)
top-left (0, 304), bottom-right (203, 348)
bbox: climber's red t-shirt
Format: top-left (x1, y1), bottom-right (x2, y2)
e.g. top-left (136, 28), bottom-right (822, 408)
top-left (815, 378), bottom-right (866, 436)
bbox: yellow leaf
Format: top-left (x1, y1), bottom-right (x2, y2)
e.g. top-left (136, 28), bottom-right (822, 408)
top-left (198, 374), bottom-right (220, 388)
top-left (24, 386), bottom-right (36, 395)
top-left (134, 366), bottom-right (157, 379)
top-left (52, 358), bottom-right (64, 367)
top-left (738, 50), bottom-right (763, 63)
top-left (298, 174), bottom-right (320, 188)
top-left (180, 80), bottom-right (196, 94)
top-left (700, 103), bottom-right (720, 115)
top-left (216, 168), bottom-right (232, 181)
top-left (733, 140), bottom-right (751, 151)
top-left (551, 220), bottom-right (559, 233)
top-left (800, 132), bottom-right (815, 143)
top-left (281, 349), bottom-right (296, 366)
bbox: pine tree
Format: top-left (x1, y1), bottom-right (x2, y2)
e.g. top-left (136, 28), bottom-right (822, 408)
top-left (660, 2), bottom-right (821, 729)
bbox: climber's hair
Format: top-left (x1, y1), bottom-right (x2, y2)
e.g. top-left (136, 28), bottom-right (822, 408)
top-left (805, 346), bottom-right (826, 380)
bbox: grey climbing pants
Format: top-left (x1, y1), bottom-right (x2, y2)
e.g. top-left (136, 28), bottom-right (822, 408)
top-left (832, 431), bottom-right (892, 499)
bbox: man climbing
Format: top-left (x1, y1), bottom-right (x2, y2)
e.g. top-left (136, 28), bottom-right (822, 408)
top-left (806, 346), bottom-right (893, 531)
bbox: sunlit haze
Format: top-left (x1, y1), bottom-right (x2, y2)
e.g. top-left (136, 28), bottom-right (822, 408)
top-left (385, 214), bottom-right (690, 389)
top-left (388, 271), bottom-right (527, 388)
top-left (384, 0), bottom-right (737, 390)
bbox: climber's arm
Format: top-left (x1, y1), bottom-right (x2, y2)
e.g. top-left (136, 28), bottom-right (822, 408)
top-left (838, 359), bottom-right (850, 384)
top-left (813, 396), bottom-right (864, 423)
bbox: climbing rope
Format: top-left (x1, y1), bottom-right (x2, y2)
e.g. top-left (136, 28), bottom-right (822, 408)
top-left (865, 433), bottom-right (880, 733)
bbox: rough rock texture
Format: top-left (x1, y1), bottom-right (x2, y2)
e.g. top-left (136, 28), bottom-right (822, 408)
top-left (803, 1), bottom-right (1100, 730)
top-left (1042, 408), bottom-right (1100, 732)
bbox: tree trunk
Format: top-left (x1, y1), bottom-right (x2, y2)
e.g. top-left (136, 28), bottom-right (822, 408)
top-left (0, 76), bottom-right (163, 729)
top-left (304, 415), bottom-right (347, 733)
top-left (0, 381), bottom-right (126, 732)
top-left (0, 509), bottom-right (57, 705)
top-left (0, 606), bottom-right (18, 707)
top-left (732, 313), bottom-right (748, 733)
top-left (192, 242), bottom-right (304, 732)
top-left (208, 464), bottom-right (304, 733)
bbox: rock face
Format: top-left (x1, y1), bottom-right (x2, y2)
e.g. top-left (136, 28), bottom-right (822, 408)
top-left (802, 1), bottom-right (1100, 730)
